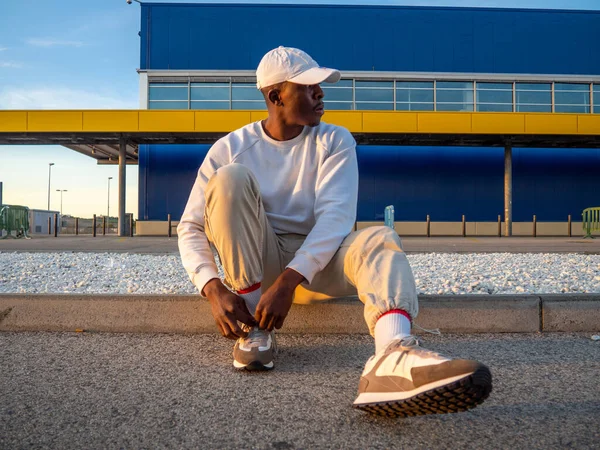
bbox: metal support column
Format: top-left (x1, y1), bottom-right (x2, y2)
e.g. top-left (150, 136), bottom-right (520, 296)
top-left (118, 136), bottom-right (127, 237)
top-left (504, 145), bottom-right (513, 237)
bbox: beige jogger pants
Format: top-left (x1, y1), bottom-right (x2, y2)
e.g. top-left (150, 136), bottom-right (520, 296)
top-left (204, 163), bottom-right (418, 334)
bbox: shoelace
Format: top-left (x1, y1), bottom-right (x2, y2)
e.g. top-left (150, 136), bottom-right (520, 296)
top-left (241, 327), bottom-right (270, 348)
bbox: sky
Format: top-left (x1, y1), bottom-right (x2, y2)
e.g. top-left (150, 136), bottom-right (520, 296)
top-left (1, 0), bottom-right (599, 219)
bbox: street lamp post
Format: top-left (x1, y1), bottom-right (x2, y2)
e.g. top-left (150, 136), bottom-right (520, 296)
top-left (56, 189), bottom-right (67, 215)
top-left (107, 177), bottom-right (113, 218)
top-left (47, 163), bottom-right (55, 210)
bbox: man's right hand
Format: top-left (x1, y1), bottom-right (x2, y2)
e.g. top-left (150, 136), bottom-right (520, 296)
top-left (202, 278), bottom-right (257, 340)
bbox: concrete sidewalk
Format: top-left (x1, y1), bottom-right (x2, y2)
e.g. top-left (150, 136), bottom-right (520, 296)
top-left (1, 332), bottom-right (598, 449)
top-left (1, 235), bottom-right (600, 254)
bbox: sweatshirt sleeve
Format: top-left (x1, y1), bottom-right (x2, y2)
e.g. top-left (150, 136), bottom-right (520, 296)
top-left (286, 128), bottom-right (358, 284)
top-left (177, 142), bottom-right (228, 295)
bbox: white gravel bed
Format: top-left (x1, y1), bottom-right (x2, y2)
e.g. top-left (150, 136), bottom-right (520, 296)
top-left (1, 252), bottom-right (599, 295)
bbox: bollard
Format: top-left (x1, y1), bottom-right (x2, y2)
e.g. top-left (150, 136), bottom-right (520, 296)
top-left (102, 216), bottom-right (106, 236)
top-left (426, 215), bottom-right (431, 238)
top-left (498, 215), bottom-right (501, 237)
top-left (48, 216), bottom-right (52, 235)
top-left (462, 215), bottom-right (466, 237)
top-left (53, 214), bottom-right (58, 237)
top-left (533, 214), bottom-right (537, 237)
top-left (384, 205), bottom-right (395, 229)
top-left (93, 214), bottom-right (97, 237)
top-left (75, 217), bottom-right (79, 236)
top-left (568, 214), bottom-right (572, 237)
top-left (168, 213), bottom-right (172, 238)
top-left (129, 214), bottom-right (134, 237)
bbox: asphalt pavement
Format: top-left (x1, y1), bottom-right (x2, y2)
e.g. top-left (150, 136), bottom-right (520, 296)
top-left (1, 332), bottom-right (598, 449)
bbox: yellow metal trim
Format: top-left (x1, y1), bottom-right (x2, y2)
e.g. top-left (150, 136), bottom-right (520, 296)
top-left (1, 110), bottom-right (598, 135)
top-left (28, 111), bottom-right (83, 132)
top-left (577, 115), bottom-right (600, 135)
top-left (0, 111), bottom-right (27, 131)
top-left (363, 112), bottom-right (417, 133)
top-left (524, 114), bottom-right (578, 134)
top-left (139, 110), bottom-right (195, 132)
top-left (83, 111), bottom-right (139, 132)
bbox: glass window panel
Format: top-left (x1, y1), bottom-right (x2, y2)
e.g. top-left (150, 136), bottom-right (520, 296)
top-left (232, 86), bottom-right (263, 101)
top-left (148, 101), bottom-right (188, 110)
top-left (477, 82), bottom-right (512, 90)
top-left (595, 85), bottom-right (600, 113)
top-left (323, 101), bottom-right (353, 110)
top-left (355, 80), bottom-right (393, 88)
top-left (555, 91), bottom-right (589, 106)
top-left (555, 105), bottom-right (590, 113)
top-left (190, 101), bottom-right (229, 110)
top-left (148, 86), bottom-right (188, 101)
top-left (516, 83), bottom-right (551, 91)
top-left (437, 81), bottom-right (473, 89)
top-left (436, 103), bottom-right (474, 112)
top-left (516, 104), bottom-right (552, 112)
top-left (516, 90), bottom-right (551, 105)
top-left (554, 83), bottom-right (590, 92)
top-left (437, 89), bottom-right (474, 104)
top-left (190, 87), bottom-right (230, 101)
top-left (321, 87), bottom-right (353, 101)
top-left (477, 90), bottom-right (512, 104)
top-left (477, 104), bottom-right (513, 112)
top-left (231, 101), bottom-right (266, 110)
top-left (355, 88), bottom-right (393, 102)
top-left (190, 82), bottom-right (229, 88)
top-left (335, 79), bottom-right (353, 87)
top-left (396, 81), bottom-right (433, 89)
top-left (396, 102), bottom-right (434, 111)
top-left (396, 89), bottom-right (433, 103)
top-left (355, 102), bottom-right (394, 111)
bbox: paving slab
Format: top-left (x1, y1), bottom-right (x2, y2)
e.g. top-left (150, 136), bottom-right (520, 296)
top-left (1, 332), bottom-right (598, 449)
top-left (541, 294), bottom-right (600, 332)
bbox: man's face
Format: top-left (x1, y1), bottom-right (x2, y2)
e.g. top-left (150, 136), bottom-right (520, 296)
top-left (275, 82), bottom-right (325, 127)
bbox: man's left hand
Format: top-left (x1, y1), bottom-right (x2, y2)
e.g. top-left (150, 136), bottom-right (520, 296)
top-left (255, 268), bottom-right (305, 331)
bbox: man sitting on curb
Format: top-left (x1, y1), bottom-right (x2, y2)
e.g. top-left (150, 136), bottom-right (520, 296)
top-left (177, 46), bottom-right (492, 417)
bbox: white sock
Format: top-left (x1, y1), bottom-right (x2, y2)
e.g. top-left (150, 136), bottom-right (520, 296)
top-left (236, 283), bottom-right (262, 316)
top-left (374, 311), bottom-right (412, 355)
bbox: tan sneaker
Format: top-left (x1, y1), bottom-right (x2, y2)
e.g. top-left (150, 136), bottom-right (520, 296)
top-left (232, 326), bottom-right (276, 371)
top-left (353, 336), bottom-right (492, 417)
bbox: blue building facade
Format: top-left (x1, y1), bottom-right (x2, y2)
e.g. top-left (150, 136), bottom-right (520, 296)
top-left (137, 3), bottom-right (600, 223)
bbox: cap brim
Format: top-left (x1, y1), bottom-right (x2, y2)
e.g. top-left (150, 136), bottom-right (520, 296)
top-left (287, 67), bottom-right (341, 86)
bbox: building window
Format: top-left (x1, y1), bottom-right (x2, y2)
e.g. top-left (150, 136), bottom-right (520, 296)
top-left (322, 79), bottom-right (353, 110)
top-left (190, 82), bottom-right (229, 109)
top-left (476, 82), bottom-right (513, 112)
top-left (355, 80), bottom-right (394, 110)
top-left (436, 81), bottom-right (474, 111)
top-left (595, 85), bottom-right (600, 114)
top-left (516, 83), bottom-right (551, 112)
top-left (396, 81), bottom-right (434, 111)
top-left (553, 83), bottom-right (591, 113)
top-left (232, 82), bottom-right (265, 110)
top-left (148, 83), bottom-right (188, 109)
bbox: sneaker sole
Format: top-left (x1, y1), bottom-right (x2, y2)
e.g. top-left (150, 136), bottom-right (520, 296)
top-left (353, 365), bottom-right (492, 417)
top-left (233, 360), bottom-right (274, 371)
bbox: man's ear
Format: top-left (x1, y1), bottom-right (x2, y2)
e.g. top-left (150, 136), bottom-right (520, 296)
top-left (267, 88), bottom-right (283, 106)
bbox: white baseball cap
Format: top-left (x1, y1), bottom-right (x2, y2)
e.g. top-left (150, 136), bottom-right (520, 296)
top-left (256, 46), bottom-right (341, 90)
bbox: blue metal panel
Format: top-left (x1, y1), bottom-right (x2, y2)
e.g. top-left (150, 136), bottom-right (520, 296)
top-left (139, 144), bottom-right (600, 223)
top-left (138, 144), bottom-right (211, 221)
top-left (140, 4), bottom-right (600, 75)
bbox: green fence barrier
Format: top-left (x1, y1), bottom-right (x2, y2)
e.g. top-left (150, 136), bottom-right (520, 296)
top-left (0, 205), bottom-right (31, 239)
top-left (582, 207), bottom-right (600, 239)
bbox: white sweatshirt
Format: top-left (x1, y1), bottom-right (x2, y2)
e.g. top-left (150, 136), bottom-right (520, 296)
top-left (177, 120), bottom-right (358, 293)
